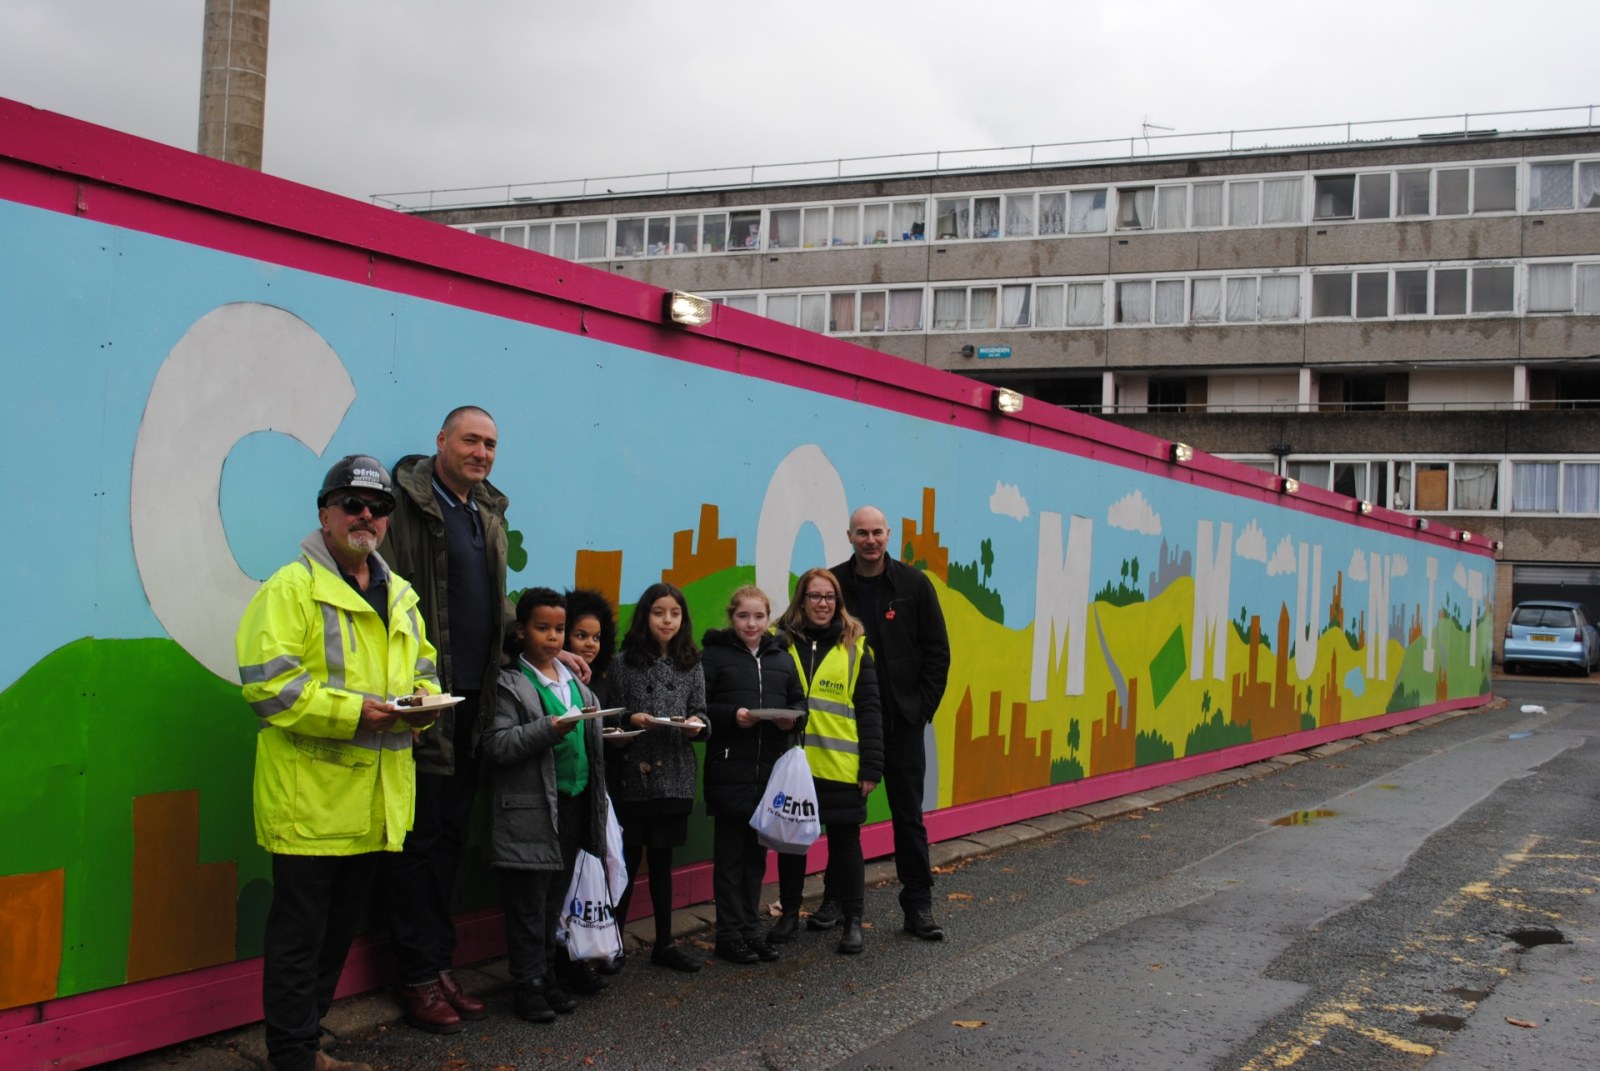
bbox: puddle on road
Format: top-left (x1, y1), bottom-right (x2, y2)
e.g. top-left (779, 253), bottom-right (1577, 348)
top-left (1271, 808), bottom-right (1339, 826)
top-left (1507, 730), bottom-right (1535, 740)
top-left (1507, 926), bottom-right (1566, 949)
top-left (1446, 986), bottom-right (1490, 1003)
top-left (1413, 1012), bottom-right (1466, 1031)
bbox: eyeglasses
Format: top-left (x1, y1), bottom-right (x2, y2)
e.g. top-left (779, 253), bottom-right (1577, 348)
top-left (331, 495), bottom-right (394, 518)
top-left (803, 592), bottom-right (837, 604)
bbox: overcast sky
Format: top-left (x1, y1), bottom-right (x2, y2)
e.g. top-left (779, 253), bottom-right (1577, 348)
top-left (3, 1), bottom-right (1598, 205)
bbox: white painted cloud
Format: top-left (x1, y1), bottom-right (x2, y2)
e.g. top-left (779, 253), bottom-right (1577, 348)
top-left (1107, 489), bottom-right (1160, 535)
top-left (989, 480), bottom-right (1030, 520)
top-left (1267, 535), bottom-right (1297, 576)
top-left (1347, 549), bottom-right (1368, 582)
top-left (1454, 562), bottom-right (1468, 588)
top-left (1389, 553), bottom-right (1409, 578)
top-left (1235, 519), bottom-right (1267, 562)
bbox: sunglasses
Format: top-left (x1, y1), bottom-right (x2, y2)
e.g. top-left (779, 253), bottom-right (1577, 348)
top-left (330, 495), bottom-right (395, 518)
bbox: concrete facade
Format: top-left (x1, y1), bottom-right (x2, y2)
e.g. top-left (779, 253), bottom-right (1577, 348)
top-left (422, 125), bottom-right (1600, 657)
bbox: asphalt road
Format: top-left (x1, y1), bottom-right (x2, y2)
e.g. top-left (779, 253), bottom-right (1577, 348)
top-left (137, 678), bottom-right (1598, 1071)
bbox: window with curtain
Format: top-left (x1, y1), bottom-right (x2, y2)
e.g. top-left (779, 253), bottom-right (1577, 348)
top-left (765, 294), bottom-right (798, 325)
top-left (1394, 270), bottom-right (1429, 314)
top-left (1579, 264), bottom-right (1600, 314)
top-left (615, 218), bottom-right (645, 256)
top-left (859, 292), bottom-right (886, 332)
top-left (1069, 190), bottom-right (1107, 233)
top-left (1117, 187), bottom-right (1156, 230)
top-left (1471, 266), bottom-right (1514, 313)
top-left (1314, 175), bottom-right (1356, 219)
top-left (1530, 162), bottom-right (1575, 210)
top-left (1154, 280), bottom-right (1185, 324)
top-left (1225, 277), bottom-right (1257, 321)
top-left (526, 225), bottom-right (551, 254)
top-left (1473, 166), bottom-right (1516, 213)
top-left (1356, 272), bottom-right (1388, 318)
top-left (730, 210), bottom-right (762, 250)
top-left (578, 221), bottom-right (608, 259)
top-left (769, 209), bottom-right (801, 249)
top-left (935, 199), bottom-right (967, 240)
top-left (1229, 181), bottom-right (1260, 226)
top-left (1453, 463), bottom-right (1499, 510)
top-left (1580, 162), bottom-right (1600, 209)
top-left (1005, 194), bottom-right (1035, 237)
top-left (1528, 264), bottom-right (1573, 312)
top-left (830, 292), bottom-right (856, 333)
top-left (1312, 273), bottom-right (1352, 317)
top-left (888, 290), bottom-right (922, 330)
top-left (799, 294), bottom-right (828, 333)
top-left (1437, 170), bottom-right (1469, 215)
top-left (1192, 183), bottom-right (1224, 227)
top-left (1513, 462), bottom-right (1559, 510)
top-left (831, 204), bottom-right (859, 246)
top-left (1564, 463), bottom-right (1600, 512)
top-left (892, 201), bottom-right (926, 241)
top-left (863, 203), bottom-right (890, 244)
top-left (973, 198), bottom-right (1000, 238)
top-left (970, 287), bottom-right (999, 328)
top-left (1332, 462), bottom-right (1368, 500)
top-left (1191, 278), bottom-right (1222, 322)
top-left (1357, 173), bottom-right (1391, 219)
top-left (1398, 171), bottom-right (1431, 216)
top-left (802, 208), bottom-right (830, 249)
top-left (1036, 284), bottom-right (1066, 327)
top-left (552, 223), bottom-right (578, 260)
top-left (1116, 281), bottom-right (1152, 324)
top-left (1287, 461), bottom-right (1331, 489)
top-left (1038, 192), bottom-right (1066, 235)
top-left (933, 288), bottom-right (967, 330)
top-left (721, 294), bottom-right (758, 313)
top-left (1262, 178), bottom-right (1302, 223)
top-left (1157, 186), bottom-right (1187, 229)
top-left (1393, 463), bottom-right (1413, 509)
top-left (1067, 282), bottom-right (1103, 326)
top-left (1434, 269), bottom-right (1468, 315)
top-left (1001, 285), bottom-right (1031, 328)
top-left (1261, 276), bottom-right (1299, 320)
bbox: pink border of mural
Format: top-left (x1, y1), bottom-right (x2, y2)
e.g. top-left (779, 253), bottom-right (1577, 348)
top-left (0, 97), bottom-right (1495, 1070)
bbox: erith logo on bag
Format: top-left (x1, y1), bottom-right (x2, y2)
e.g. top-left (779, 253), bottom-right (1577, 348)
top-left (771, 791), bottom-right (816, 818)
top-left (568, 897), bottom-right (615, 924)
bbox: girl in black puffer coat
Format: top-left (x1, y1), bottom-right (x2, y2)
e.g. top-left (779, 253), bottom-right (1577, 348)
top-left (701, 585), bottom-right (807, 964)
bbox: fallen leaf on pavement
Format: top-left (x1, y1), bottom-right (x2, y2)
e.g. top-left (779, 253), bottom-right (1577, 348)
top-left (947, 891), bottom-right (975, 900)
top-left (1067, 876), bottom-right (1092, 885)
top-left (1506, 1017), bottom-right (1538, 1029)
top-left (1148, 963), bottom-right (1166, 971)
top-left (952, 1020), bottom-right (989, 1029)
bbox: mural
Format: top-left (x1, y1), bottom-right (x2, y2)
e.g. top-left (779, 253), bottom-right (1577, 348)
top-left (0, 107), bottom-right (1493, 1066)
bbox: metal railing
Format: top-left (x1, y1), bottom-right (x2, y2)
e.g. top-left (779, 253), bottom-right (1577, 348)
top-left (372, 105), bottom-right (1599, 212)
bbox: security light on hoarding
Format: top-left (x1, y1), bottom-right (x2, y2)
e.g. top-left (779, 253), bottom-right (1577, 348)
top-left (665, 290), bottom-right (713, 327)
top-left (992, 388), bottom-right (1025, 415)
top-left (1170, 442), bottom-right (1194, 463)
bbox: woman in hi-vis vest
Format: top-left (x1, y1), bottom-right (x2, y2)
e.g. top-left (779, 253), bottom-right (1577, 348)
top-left (774, 567), bottom-right (884, 954)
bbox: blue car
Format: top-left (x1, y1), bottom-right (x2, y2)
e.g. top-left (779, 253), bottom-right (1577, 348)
top-left (1503, 600), bottom-right (1600, 676)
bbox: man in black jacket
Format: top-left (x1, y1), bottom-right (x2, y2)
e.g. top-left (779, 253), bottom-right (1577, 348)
top-left (828, 504), bottom-right (951, 940)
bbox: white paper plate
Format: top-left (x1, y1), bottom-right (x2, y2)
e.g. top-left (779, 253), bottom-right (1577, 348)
top-left (642, 715), bottom-right (705, 729)
top-left (747, 708), bottom-right (799, 721)
top-left (390, 694), bottom-right (465, 712)
top-left (602, 728), bottom-right (644, 740)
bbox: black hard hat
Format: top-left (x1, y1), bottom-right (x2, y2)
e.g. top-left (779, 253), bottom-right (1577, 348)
top-left (318, 454), bottom-right (395, 508)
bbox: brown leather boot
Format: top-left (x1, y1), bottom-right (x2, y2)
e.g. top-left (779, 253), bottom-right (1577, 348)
top-left (437, 969), bottom-right (487, 1020)
top-left (396, 979), bottom-right (464, 1034)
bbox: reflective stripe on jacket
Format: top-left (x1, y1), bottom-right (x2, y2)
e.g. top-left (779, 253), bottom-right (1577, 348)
top-left (236, 531), bottom-right (440, 855)
top-left (792, 637), bottom-right (865, 784)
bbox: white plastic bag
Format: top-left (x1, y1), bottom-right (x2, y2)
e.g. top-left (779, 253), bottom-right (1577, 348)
top-left (603, 794), bottom-right (628, 906)
top-left (556, 849), bottom-right (624, 962)
top-left (749, 746), bottom-right (822, 854)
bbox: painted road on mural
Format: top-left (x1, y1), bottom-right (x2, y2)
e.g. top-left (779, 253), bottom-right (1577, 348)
top-left (312, 681), bottom-right (1597, 1071)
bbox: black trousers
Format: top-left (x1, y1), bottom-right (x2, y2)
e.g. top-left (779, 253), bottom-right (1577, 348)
top-left (776, 822), bottom-right (863, 917)
top-left (501, 791), bottom-right (592, 985)
top-left (378, 690), bottom-right (482, 984)
top-left (712, 815), bottom-right (769, 941)
top-left (262, 852), bottom-right (380, 1071)
top-left (882, 716), bottom-right (934, 912)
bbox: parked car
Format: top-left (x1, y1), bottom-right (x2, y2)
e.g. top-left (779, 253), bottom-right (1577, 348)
top-left (1503, 600), bottom-right (1600, 676)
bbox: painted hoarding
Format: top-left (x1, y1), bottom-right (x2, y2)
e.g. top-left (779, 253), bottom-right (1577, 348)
top-left (0, 99), bottom-right (1494, 1068)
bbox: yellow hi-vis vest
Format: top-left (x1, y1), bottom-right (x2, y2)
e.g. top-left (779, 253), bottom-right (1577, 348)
top-left (791, 636), bottom-right (865, 784)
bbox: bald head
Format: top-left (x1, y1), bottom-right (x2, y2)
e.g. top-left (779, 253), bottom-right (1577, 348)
top-left (847, 505), bottom-right (891, 576)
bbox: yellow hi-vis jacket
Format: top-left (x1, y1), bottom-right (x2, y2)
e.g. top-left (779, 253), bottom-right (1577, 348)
top-left (791, 636), bottom-right (866, 784)
top-left (236, 532), bottom-right (440, 856)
